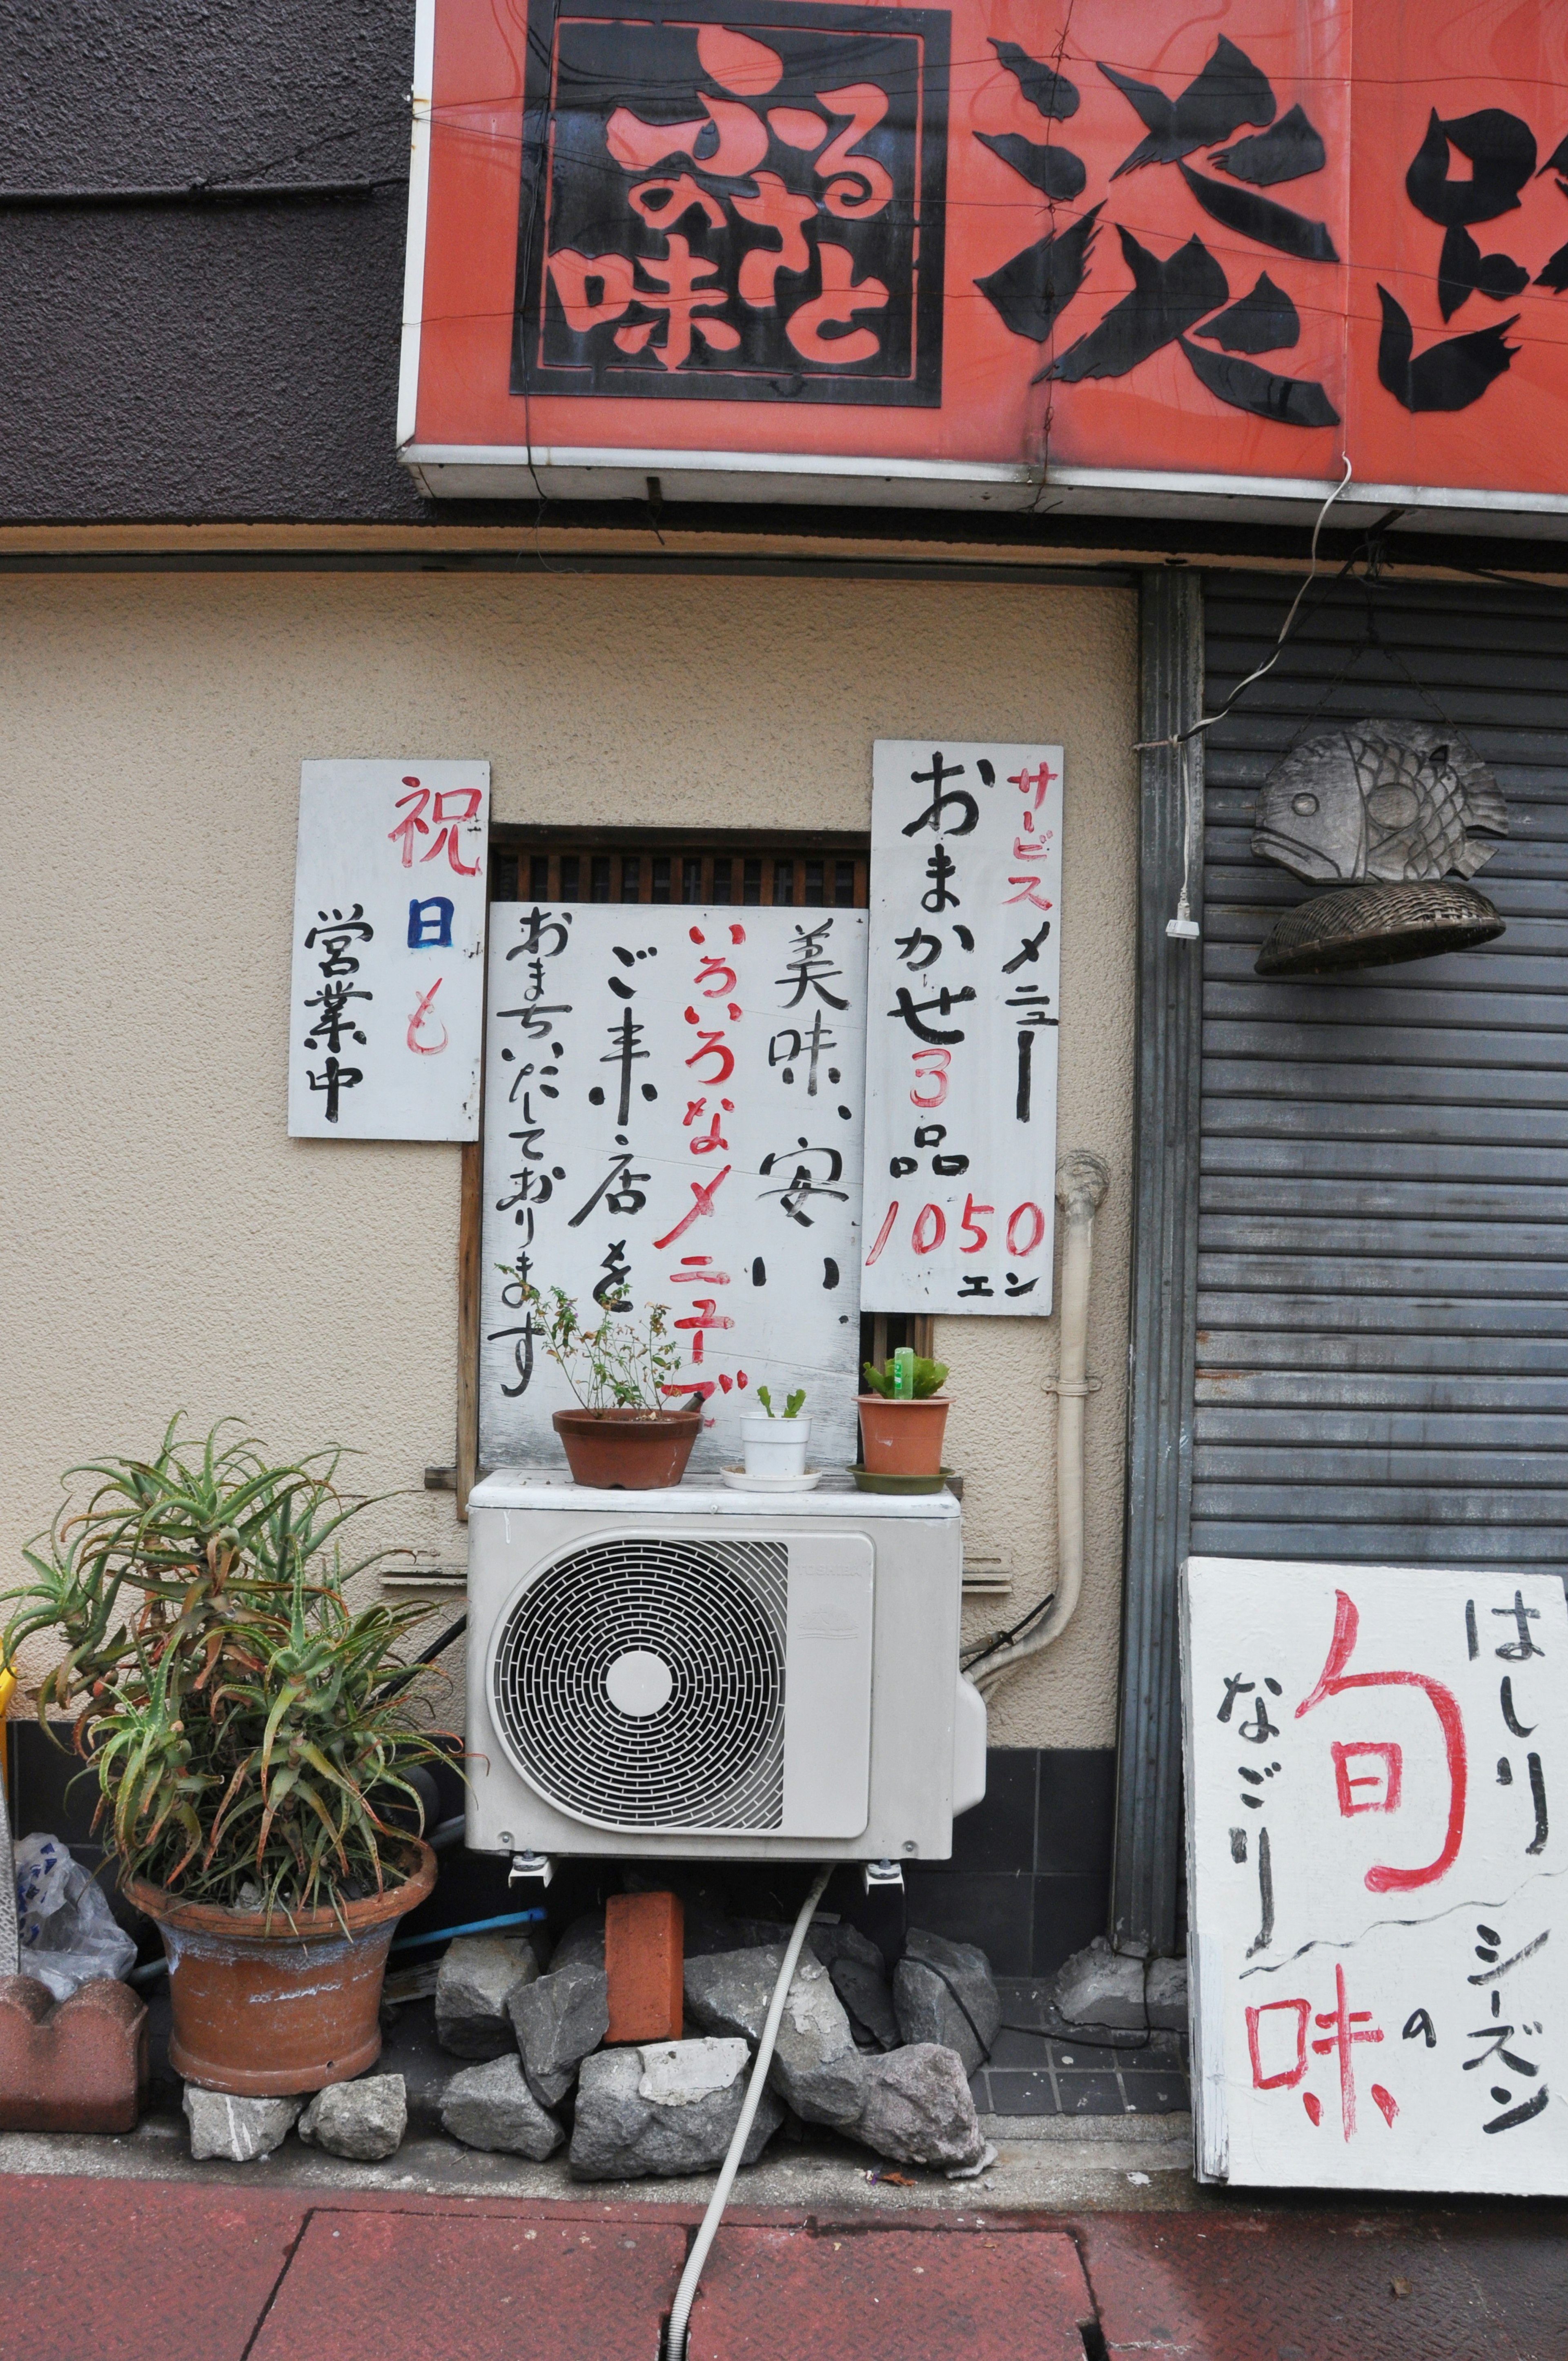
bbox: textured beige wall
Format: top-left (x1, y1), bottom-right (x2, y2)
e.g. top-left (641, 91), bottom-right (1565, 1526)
top-left (1, 570), bottom-right (1136, 1747)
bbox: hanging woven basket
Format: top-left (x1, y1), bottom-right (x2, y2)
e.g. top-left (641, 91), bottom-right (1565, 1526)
top-left (1254, 880), bottom-right (1505, 977)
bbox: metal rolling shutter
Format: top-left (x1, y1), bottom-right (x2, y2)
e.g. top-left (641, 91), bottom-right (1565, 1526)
top-left (1196, 571), bottom-right (1568, 1573)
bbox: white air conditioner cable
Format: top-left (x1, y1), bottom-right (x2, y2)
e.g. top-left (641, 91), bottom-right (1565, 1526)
top-left (665, 1864), bottom-right (833, 2361)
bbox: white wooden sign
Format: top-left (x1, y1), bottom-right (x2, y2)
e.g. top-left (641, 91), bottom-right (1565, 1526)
top-left (478, 903), bottom-right (868, 1475)
top-left (288, 760), bottom-right (488, 1141)
top-left (862, 741), bottom-right (1062, 1316)
top-left (1184, 1555), bottom-right (1568, 2194)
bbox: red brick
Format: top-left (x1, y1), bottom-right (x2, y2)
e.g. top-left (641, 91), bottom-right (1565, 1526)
top-left (604, 1890), bottom-right (684, 2044)
top-left (0, 1974), bottom-right (148, 2133)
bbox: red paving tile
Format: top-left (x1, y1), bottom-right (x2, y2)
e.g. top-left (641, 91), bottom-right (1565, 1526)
top-left (245, 2205), bottom-right (688, 2361)
top-left (2, 2177), bottom-right (307, 2361)
top-left (687, 2225), bottom-right (1096, 2361)
top-left (1077, 2208), bottom-right (1568, 2361)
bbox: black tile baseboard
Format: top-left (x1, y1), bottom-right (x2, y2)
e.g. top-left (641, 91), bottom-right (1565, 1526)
top-left (909, 1746), bottom-right (1114, 1976)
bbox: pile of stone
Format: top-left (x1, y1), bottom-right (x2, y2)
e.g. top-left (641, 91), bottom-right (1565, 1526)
top-left (177, 1911), bottom-right (1003, 2181)
top-left (434, 1913), bottom-right (1000, 2181)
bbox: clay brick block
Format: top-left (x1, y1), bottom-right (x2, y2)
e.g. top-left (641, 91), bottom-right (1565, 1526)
top-left (0, 1976), bottom-right (148, 2133)
top-left (604, 1892), bottom-right (684, 2045)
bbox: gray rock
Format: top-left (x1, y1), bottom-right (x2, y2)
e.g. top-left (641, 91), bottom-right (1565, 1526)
top-left (1054, 1935), bottom-right (1147, 2031)
top-left (435, 1934), bottom-right (542, 2058)
top-left (548, 1912), bottom-right (606, 1971)
top-left (440, 2054), bottom-right (564, 2158)
top-left (570, 2039), bottom-right (782, 2181)
top-left (1146, 1956), bottom-right (1188, 2032)
top-left (809, 1924), bottom-right (900, 2052)
top-left (183, 2087), bottom-right (301, 2163)
top-left (892, 1929), bottom-right (1001, 2074)
top-left (684, 1945), bottom-right (866, 2130)
top-left (297, 2074), bottom-right (407, 2161)
top-left (855, 2043), bottom-right (987, 2169)
top-left (508, 1960), bottom-right (609, 2108)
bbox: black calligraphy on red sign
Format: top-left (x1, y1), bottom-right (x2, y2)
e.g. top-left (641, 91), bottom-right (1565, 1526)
top-left (517, 0), bottom-right (948, 407)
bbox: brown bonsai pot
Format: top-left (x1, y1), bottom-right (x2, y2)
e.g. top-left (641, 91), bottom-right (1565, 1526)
top-left (553, 1405), bottom-right (702, 1489)
top-left (128, 1839), bottom-right (436, 2096)
top-left (858, 1393), bottom-right (951, 1479)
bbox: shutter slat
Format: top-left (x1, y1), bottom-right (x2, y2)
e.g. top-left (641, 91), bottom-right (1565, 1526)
top-left (1196, 573), bottom-right (1568, 1572)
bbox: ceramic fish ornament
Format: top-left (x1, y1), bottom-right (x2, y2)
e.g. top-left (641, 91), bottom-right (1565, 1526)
top-left (1252, 722), bottom-right (1507, 885)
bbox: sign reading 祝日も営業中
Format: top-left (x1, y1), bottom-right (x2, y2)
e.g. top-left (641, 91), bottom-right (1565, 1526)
top-left (1183, 1556), bottom-right (1568, 2195)
top-left (477, 902), bottom-right (868, 1474)
top-left (861, 741), bottom-right (1061, 1317)
top-left (288, 760), bottom-right (489, 1141)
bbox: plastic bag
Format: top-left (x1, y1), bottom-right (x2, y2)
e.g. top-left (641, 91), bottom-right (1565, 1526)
top-left (14, 1834), bottom-right (137, 2000)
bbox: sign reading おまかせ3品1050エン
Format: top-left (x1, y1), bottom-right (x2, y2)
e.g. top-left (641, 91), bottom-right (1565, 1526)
top-left (862, 742), bottom-right (1061, 1316)
top-left (288, 760), bottom-right (489, 1141)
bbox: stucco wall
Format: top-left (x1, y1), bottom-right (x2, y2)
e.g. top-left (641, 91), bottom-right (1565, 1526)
top-left (1, 569), bottom-right (1136, 1747)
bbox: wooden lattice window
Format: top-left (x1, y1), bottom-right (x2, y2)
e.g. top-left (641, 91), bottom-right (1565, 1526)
top-left (488, 833), bottom-right (869, 910)
top-left (449, 828), bottom-right (926, 1514)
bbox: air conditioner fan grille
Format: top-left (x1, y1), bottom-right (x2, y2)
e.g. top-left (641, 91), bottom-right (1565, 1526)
top-left (490, 1534), bottom-right (787, 1830)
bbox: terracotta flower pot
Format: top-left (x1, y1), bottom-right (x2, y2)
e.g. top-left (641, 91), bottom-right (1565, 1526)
top-left (128, 1839), bottom-right (436, 2096)
top-left (858, 1393), bottom-right (951, 1479)
top-left (552, 1406), bottom-right (702, 1489)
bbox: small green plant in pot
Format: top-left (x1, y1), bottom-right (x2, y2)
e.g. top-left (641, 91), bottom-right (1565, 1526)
top-left (512, 1278), bottom-right (700, 1488)
top-left (739, 1386), bottom-right (810, 1480)
top-left (2, 1419), bottom-right (453, 2095)
top-left (859, 1349), bottom-right (951, 1478)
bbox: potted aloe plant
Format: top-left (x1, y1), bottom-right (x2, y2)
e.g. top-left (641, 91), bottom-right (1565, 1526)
top-left (739, 1386), bottom-right (811, 1480)
top-left (859, 1349), bottom-right (951, 1479)
top-left (517, 1280), bottom-right (701, 1489)
top-left (2, 1420), bottom-right (451, 2096)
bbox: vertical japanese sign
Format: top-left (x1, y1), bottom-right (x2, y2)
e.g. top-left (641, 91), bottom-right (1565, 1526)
top-left (288, 761), bottom-right (489, 1141)
top-left (1184, 1557), bottom-right (1568, 2195)
top-left (477, 903), bottom-right (867, 1474)
top-left (862, 741), bottom-right (1062, 1316)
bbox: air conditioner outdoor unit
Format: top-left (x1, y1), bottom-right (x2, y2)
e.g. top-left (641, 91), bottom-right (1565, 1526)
top-left (465, 1471), bottom-right (987, 1864)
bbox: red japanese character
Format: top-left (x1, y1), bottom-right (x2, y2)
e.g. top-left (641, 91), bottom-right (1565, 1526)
top-left (1332, 1742), bottom-right (1403, 1816)
top-left (693, 956), bottom-right (738, 996)
top-left (668, 1253), bottom-right (731, 1285)
top-left (406, 976), bottom-right (448, 1055)
top-left (813, 84), bottom-right (894, 215)
top-left (1009, 758), bottom-right (1058, 812)
top-left (685, 1019), bottom-right (735, 1084)
top-left (1246, 1997), bottom-right (1310, 2091)
top-left (732, 172), bottom-right (816, 306)
top-left (653, 1165), bottom-right (732, 1250)
top-left (673, 1297), bottom-right (735, 1363)
top-left (607, 95), bottom-right (768, 178)
top-left (612, 236), bottom-right (740, 372)
top-left (1311, 1963), bottom-right (1385, 2140)
top-left (786, 243), bottom-right (888, 363)
top-left (1004, 878), bottom-right (1054, 909)
top-left (684, 1098), bottom-right (731, 1154)
top-left (546, 249), bottom-right (639, 332)
top-left (389, 780), bottom-right (482, 874)
top-left (1297, 1591), bottom-right (1467, 1893)
top-left (628, 174), bottom-right (726, 232)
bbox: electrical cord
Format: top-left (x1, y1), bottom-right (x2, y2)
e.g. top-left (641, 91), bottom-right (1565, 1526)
top-left (666, 1866), bottom-right (831, 2361)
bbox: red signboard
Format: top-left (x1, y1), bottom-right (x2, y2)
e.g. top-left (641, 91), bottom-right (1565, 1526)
top-left (400, 0), bottom-right (1568, 522)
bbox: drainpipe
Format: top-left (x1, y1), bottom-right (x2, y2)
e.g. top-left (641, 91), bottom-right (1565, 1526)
top-left (973, 1151), bottom-right (1109, 1699)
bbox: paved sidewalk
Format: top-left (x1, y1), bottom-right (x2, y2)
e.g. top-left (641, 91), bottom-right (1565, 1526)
top-left (7, 2176), bottom-right (1568, 2360)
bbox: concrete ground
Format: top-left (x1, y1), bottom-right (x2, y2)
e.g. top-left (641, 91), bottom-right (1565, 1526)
top-left (4, 2162), bottom-right (1567, 2360)
top-left (6, 1989), bottom-right (1564, 2355)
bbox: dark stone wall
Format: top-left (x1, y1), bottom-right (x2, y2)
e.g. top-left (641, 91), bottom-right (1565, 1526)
top-left (5, 0), bottom-right (426, 522)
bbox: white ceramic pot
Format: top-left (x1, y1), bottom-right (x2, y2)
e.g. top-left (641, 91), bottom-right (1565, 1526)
top-left (739, 1415), bottom-right (811, 1479)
